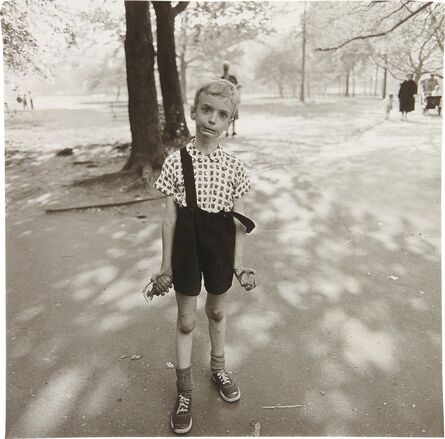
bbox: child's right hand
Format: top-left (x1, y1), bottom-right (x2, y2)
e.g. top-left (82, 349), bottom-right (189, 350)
top-left (150, 268), bottom-right (173, 296)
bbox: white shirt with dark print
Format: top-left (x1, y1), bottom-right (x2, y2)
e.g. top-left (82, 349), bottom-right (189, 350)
top-left (154, 140), bottom-right (251, 213)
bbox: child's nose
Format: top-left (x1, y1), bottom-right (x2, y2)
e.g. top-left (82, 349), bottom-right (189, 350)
top-left (208, 112), bottom-right (216, 124)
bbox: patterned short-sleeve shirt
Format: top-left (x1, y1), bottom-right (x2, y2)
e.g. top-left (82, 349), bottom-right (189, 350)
top-left (154, 140), bottom-right (251, 213)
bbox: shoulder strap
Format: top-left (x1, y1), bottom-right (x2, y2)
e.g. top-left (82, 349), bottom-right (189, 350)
top-left (180, 146), bottom-right (256, 233)
top-left (180, 147), bottom-right (197, 208)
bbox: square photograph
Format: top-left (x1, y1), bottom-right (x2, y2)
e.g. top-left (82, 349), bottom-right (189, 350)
top-left (3, 0), bottom-right (443, 436)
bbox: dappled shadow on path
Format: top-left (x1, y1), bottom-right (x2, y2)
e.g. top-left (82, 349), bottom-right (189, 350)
top-left (6, 115), bottom-right (442, 437)
top-left (6, 202), bottom-right (181, 437)
top-left (219, 128), bottom-right (442, 436)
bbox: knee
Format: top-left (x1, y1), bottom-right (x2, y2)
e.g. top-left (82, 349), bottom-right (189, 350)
top-left (177, 313), bottom-right (197, 334)
top-left (205, 305), bottom-right (225, 322)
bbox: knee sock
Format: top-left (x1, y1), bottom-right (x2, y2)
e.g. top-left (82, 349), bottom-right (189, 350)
top-left (210, 351), bottom-right (225, 373)
top-left (176, 366), bottom-right (193, 394)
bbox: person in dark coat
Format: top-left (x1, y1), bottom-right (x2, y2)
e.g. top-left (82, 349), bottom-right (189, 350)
top-left (398, 73), bottom-right (418, 121)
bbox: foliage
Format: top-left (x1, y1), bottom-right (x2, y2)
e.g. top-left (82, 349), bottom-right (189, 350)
top-left (75, 1), bottom-right (126, 94)
top-left (254, 33), bottom-right (299, 97)
top-left (1, 0), bottom-right (74, 78)
top-left (369, 4), bottom-right (444, 80)
top-left (177, 2), bottom-right (276, 78)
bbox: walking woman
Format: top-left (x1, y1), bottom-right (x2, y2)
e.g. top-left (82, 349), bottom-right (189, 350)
top-left (398, 73), bottom-right (418, 121)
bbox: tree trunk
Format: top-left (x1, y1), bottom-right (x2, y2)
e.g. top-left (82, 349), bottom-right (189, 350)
top-left (374, 64), bottom-right (378, 96)
top-left (414, 67), bottom-right (422, 83)
top-left (352, 64), bottom-right (355, 97)
top-left (152, 1), bottom-right (190, 148)
top-left (180, 53), bottom-right (187, 104)
top-left (179, 12), bottom-right (188, 104)
top-left (278, 80), bottom-right (284, 98)
top-left (299, 2), bottom-right (306, 103)
top-left (123, 1), bottom-right (163, 174)
top-left (382, 53), bottom-right (388, 99)
top-left (345, 70), bottom-right (350, 96)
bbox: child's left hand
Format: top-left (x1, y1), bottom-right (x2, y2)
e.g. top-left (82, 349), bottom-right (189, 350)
top-left (234, 267), bottom-right (257, 291)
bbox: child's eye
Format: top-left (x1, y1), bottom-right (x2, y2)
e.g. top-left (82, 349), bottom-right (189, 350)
top-left (219, 112), bottom-right (228, 119)
top-left (202, 106), bottom-right (210, 113)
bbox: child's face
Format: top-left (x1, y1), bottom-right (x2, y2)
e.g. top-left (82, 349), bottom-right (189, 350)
top-left (191, 93), bottom-right (234, 139)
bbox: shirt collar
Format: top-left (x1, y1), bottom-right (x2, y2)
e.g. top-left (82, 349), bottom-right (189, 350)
top-left (186, 138), bottom-right (223, 162)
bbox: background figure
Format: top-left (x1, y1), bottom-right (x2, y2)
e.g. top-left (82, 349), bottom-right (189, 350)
top-left (398, 73), bottom-right (417, 121)
top-left (420, 73), bottom-right (439, 97)
top-left (383, 93), bottom-right (394, 120)
top-left (22, 94), bottom-right (28, 110)
top-left (28, 91), bottom-right (34, 110)
top-left (221, 61), bottom-right (240, 136)
top-left (431, 84), bottom-right (441, 97)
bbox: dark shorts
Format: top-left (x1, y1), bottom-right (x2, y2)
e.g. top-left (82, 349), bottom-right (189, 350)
top-left (172, 206), bottom-right (236, 295)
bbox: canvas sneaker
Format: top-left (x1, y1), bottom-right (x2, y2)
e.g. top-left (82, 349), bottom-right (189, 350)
top-left (170, 393), bottom-right (192, 434)
top-left (212, 369), bottom-right (241, 402)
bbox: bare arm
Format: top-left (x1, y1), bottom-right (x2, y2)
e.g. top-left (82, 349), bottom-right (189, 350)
top-left (160, 197), bottom-right (177, 273)
top-left (232, 198), bottom-right (256, 290)
top-left (146, 197), bottom-right (177, 298)
top-left (233, 197), bottom-right (246, 268)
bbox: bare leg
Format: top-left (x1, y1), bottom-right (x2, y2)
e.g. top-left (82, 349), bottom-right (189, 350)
top-left (232, 120), bottom-right (237, 136)
top-left (175, 292), bottom-right (198, 369)
top-left (205, 293), bottom-right (226, 357)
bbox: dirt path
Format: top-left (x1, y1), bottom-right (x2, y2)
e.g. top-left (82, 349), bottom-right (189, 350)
top-left (6, 98), bottom-right (443, 436)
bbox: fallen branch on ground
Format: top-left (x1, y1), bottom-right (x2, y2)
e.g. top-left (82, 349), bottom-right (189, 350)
top-left (45, 195), bottom-right (165, 213)
top-left (262, 404), bottom-right (303, 409)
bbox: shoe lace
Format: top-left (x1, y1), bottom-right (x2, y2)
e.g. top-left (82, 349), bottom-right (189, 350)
top-left (216, 370), bottom-right (231, 385)
top-left (176, 394), bottom-right (190, 414)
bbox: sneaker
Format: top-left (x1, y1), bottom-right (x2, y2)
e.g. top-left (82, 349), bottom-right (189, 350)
top-left (212, 369), bottom-right (241, 402)
top-left (170, 393), bottom-right (192, 434)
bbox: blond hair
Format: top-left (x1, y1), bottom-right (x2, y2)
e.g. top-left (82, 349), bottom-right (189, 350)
top-left (193, 78), bottom-right (240, 119)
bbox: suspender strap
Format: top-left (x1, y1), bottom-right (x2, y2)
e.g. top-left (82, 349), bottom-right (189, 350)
top-left (225, 211), bottom-right (256, 234)
top-left (180, 147), bottom-right (198, 209)
top-left (179, 146), bottom-right (256, 233)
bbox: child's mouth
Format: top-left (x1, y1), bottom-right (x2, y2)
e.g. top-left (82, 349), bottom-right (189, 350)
top-left (202, 126), bottom-right (216, 134)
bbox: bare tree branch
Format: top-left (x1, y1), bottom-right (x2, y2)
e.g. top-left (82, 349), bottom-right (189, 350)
top-left (172, 1), bottom-right (189, 17)
top-left (402, 2), bottom-right (414, 14)
top-left (433, 16), bottom-right (444, 50)
top-left (184, 54), bottom-right (202, 65)
top-left (316, 2), bottom-right (433, 52)
top-left (380, 1), bottom-right (409, 23)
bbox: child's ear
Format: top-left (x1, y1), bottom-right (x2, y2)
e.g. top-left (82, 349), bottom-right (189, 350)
top-left (190, 105), bottom-right (196, 120)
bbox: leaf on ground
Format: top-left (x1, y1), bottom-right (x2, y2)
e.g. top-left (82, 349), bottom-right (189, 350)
top-left (166, 361), bottom-right (175, 368)
top-left (131, 355), bottom-right (142, 360)
top-left (387, 275), bottom-right (399, 280)
top-left (253, 422), bottom-right (261, 437)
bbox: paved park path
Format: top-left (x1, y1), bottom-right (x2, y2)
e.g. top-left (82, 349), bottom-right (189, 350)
top-left (5, 97), bottom-right (443, 436)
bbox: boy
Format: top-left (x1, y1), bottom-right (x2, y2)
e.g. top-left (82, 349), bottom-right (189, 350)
top-left (152, 78), bottom-right (256, 434)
